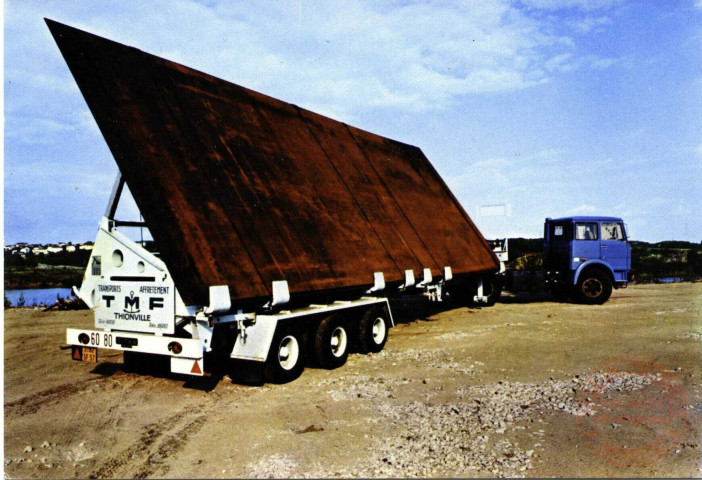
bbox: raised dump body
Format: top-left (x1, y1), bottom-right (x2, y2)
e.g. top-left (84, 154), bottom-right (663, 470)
top-left (47, 19), bottom-right (497, 307)
top-left (48, 19), bottom-right (499, 382)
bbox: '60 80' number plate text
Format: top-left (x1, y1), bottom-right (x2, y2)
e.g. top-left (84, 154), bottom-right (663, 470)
top-left (88, 332), bottom-right (113, 348)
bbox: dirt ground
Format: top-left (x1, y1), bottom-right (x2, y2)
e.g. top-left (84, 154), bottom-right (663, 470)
top-left (4, 283), bottom-right (701, 478)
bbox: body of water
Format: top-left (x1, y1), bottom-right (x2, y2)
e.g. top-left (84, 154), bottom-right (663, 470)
top-left (5, 288), bottom-right (74, 307)
top-left (655, 276), bottom-right (684, 283)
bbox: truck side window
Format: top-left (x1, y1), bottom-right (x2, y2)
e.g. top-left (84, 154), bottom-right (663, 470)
top-left (601, 222), bottom-right (624, 241)
top-left (549, 223), bottom-right (571, 239)
top-left (575, 223), bottom-right (598, 240)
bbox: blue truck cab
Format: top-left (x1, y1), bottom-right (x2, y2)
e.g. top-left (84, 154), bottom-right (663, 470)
top-left (543, 216), bottom-right (631, 303)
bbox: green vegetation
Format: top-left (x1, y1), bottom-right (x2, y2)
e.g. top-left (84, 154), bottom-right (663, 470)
top-left (506, 238), bottom-right (702, 282)
top-left (629, 241), bottom-right (701, 282)
top-left (5, 250), bottom-right (89, 289)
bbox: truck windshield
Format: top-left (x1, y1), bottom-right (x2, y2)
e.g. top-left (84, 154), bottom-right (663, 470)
top-left (575, 223), bottom-right (598, 240)
top-left (601, 222), bottom-right (625, 241)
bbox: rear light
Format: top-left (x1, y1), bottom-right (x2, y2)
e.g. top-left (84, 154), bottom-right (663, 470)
top-left (78, 333), bottom-right (90, 345)
top-left (168, 341), bottom-right (183, 354)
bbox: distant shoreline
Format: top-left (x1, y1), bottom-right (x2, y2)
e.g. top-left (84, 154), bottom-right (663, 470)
top-left (4, 268), bottom-right (84, 290)
top-left (4, 238), bottom-right (700, 290)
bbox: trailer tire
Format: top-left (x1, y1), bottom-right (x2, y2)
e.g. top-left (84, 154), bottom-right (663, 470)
top-left (574, 269), bottom-right (612, 305)
top-left (264, 326), bottom-right (305, 383)
top-left (314, 314), bottom-right (349, 369)
top-left (358, 307), bottom-right (389, 354)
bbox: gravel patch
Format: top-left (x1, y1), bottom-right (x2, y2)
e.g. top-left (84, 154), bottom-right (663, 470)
top-left (246, 368), bottom-right (667, 478)
top-left (365, 371), bottom-right (659, 478)
top-left (317, 375), bottom-right (395, 402)
top-left (247, 453), bottom-right (304, 478)
top-left (680, 332), bottom-right (702, 340)
top-left (382, 349), bottom-right (481, 375)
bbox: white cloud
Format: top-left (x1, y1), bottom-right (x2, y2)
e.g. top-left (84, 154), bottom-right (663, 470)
top-left (588, 57), bottom-right (617, 70)
top-left (5, 108), bottom-right (101, 146)
top-left (545, 53), bottom-right (576, 72)
top-left (519, 0), bottom-right (623, 11)
top-left (4, 0), bottom-right (626, 129)
top-left (569, 15), bottom-right (612, 33)
top-left (566, 204), bottom-right (598, 214)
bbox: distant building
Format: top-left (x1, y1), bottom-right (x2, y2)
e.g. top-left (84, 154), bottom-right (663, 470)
top-left (5, 241), bottom-right (94, 257)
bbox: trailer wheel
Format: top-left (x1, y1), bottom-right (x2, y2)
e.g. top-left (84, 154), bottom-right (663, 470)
top-left (358, 307), bottom-right (389, 354)
top-left (314, 314), bottom-right (349, 369)
top-left (575, 269), bottom-right (612, 305)
top-left (264, 326), bottom-right (305, 383)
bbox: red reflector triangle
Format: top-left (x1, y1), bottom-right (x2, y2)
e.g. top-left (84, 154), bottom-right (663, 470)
top-left (72, 347), bottom-right (82, 360)
top-left (191, 360), bottom-right (202, 375)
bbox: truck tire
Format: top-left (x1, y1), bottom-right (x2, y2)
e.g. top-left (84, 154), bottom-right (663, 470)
top-left (314, 314), bottom-right (349, 369)
top-left (483, 274), bottom-right (500, 306)
top-left (358, 307), bottom-right (389, 354)
top-left (574, 269), bottom-right (612, 305)
top-left (264, 325), bottom-right (305, 383)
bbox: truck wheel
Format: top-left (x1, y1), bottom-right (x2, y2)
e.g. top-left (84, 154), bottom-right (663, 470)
top-left (483, 274), bottom-right (500, 306)
top-left (314, 314), bottom-right (349, 369)
top-left (264, 326), bottom-right (305, 383)
top-left (575, 270), bottom-right (612, 305)
top-left (358, 307), bottom-right (389, 354)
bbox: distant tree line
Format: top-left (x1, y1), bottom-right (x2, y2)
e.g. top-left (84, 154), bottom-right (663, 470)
top-left (5, 249), bottom-right (91, 269)
top-left (4, 249), bottom-right (90, 289)
top-left (504, 238), bottom-right (702, 282)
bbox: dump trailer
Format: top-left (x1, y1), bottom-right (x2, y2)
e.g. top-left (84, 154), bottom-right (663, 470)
top-left (48, 20), bottom-right (499, 382)
top-left (490, 216), bottom-right (631, 304)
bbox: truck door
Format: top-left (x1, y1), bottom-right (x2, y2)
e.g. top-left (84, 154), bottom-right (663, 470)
top-left (599, 221), bottom-right (630, 282)
top-left (573, 221), bottom-right (601, 265)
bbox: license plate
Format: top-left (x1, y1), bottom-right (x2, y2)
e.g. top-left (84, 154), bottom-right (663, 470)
top-left (72, 346), bottom-right (97, 362)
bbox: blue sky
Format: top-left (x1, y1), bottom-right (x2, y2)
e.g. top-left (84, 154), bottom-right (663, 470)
top-left (4, 0), bottom-right (702, 244)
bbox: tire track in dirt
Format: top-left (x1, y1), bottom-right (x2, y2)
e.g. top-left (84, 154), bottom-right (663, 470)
top-left (4, 377), bottom-right (102, 417)
top-left (133, 412), bottom-right (210, 478)
top-left (87, 399), bottom-right (216, 479)
top-left (87, 383), bottom-right (261, 478)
